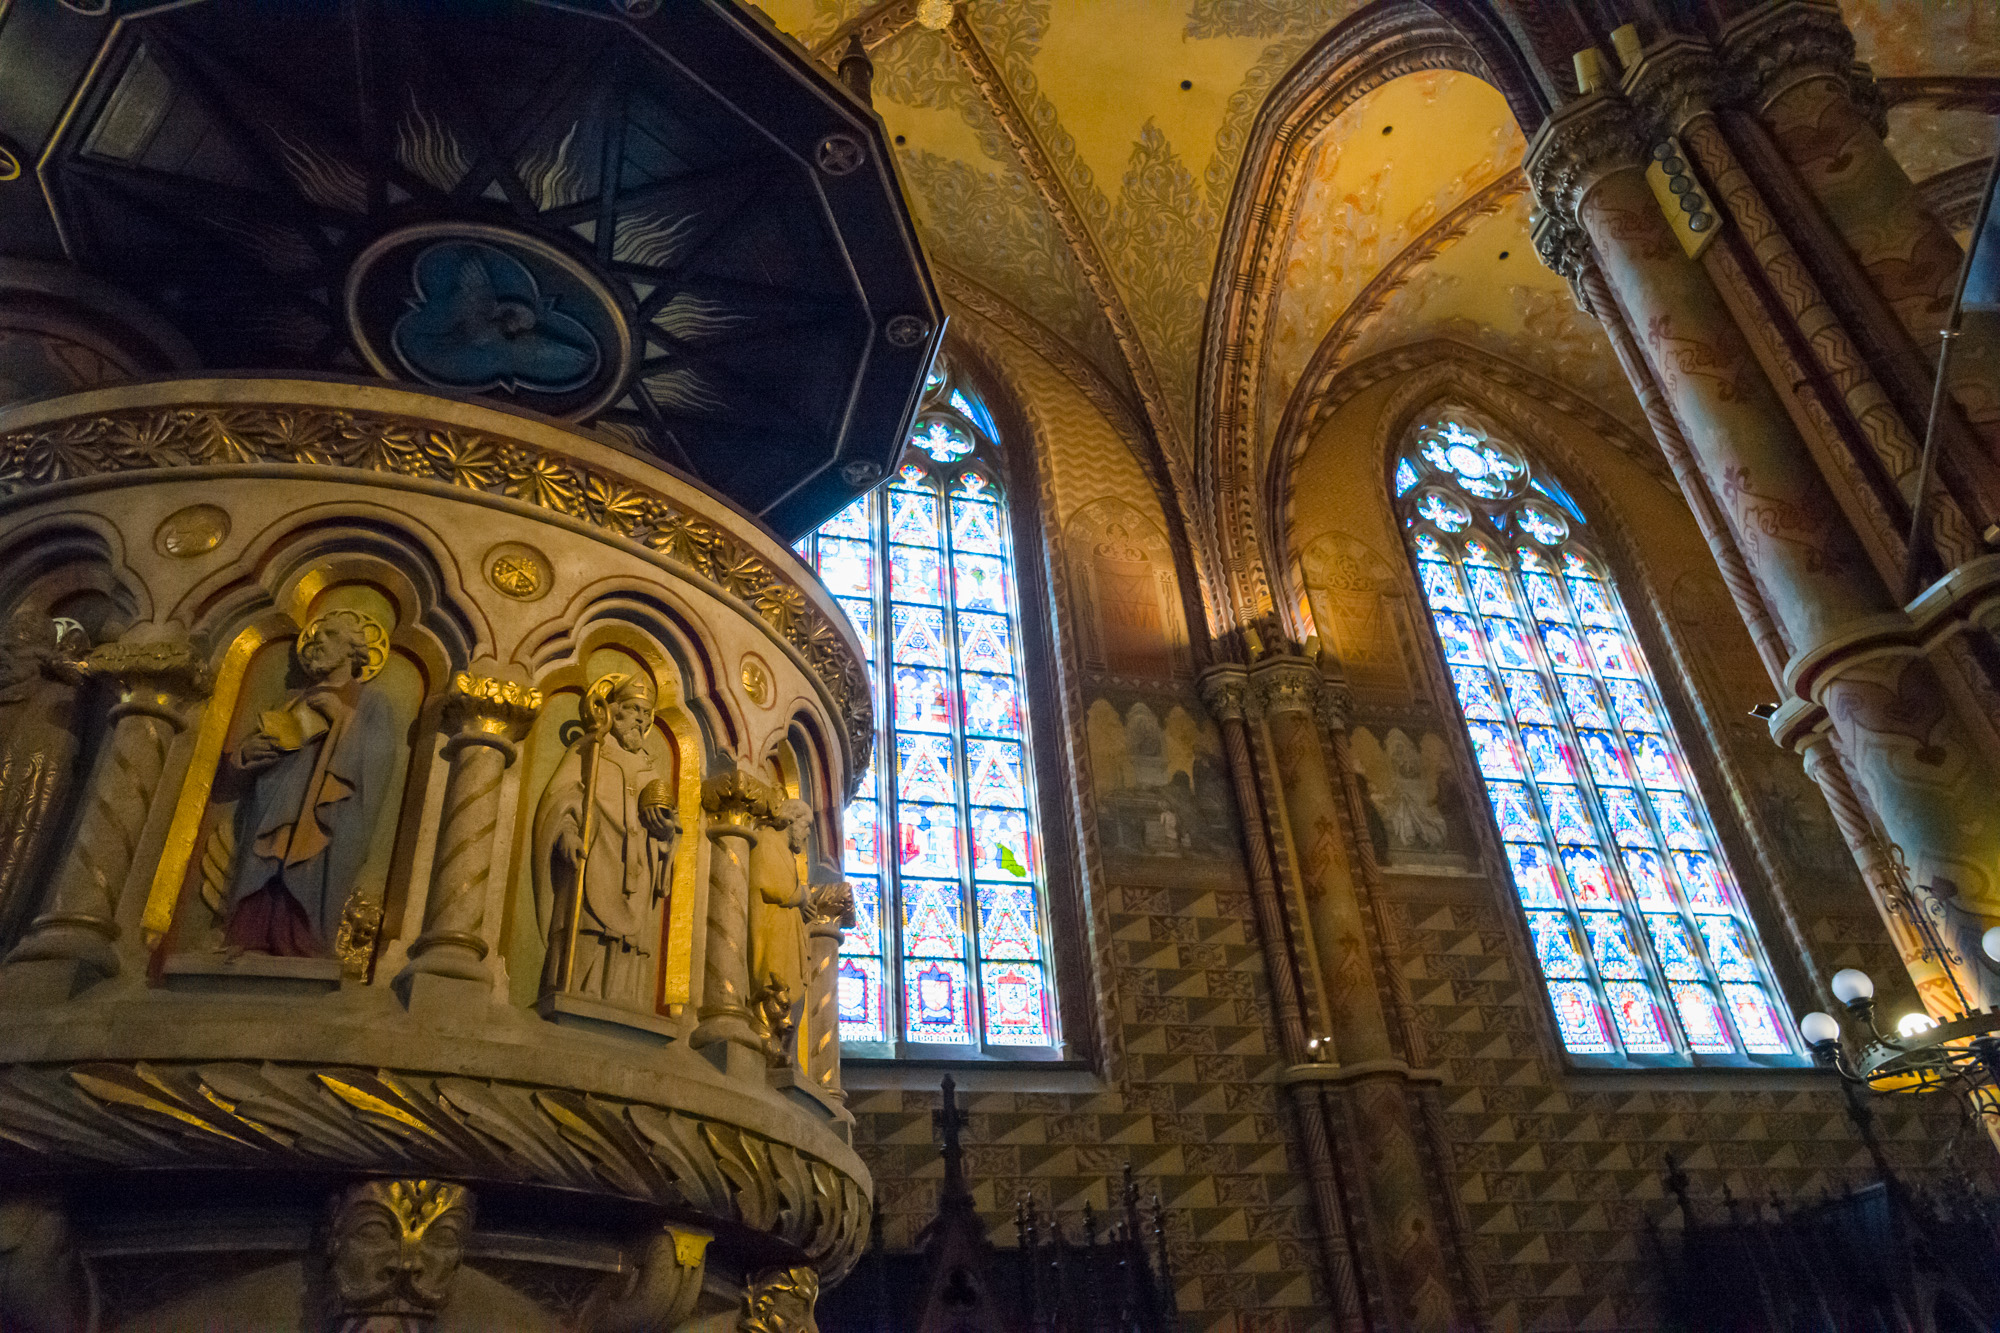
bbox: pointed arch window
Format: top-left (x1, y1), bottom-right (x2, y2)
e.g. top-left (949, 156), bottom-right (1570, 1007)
top-left (1396, 416), bottom-right (1796, 1066)
top-left (796, 358), bottom-right (1059, 1055)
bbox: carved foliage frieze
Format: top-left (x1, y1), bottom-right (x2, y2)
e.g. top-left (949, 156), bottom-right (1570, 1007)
top-left (0, 405), bottom-right (873, 786)
top-left (0, 1059), bottom-right (869, 1277)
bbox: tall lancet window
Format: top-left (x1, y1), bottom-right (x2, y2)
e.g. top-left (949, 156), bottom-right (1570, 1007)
top-left (796, 358), bottom-right (1058, 1056)
top-left (1396, 416), bottom-right (1795, 1066)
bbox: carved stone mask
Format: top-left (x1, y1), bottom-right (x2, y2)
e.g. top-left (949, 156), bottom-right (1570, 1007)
top-left (328, 1179), bottom-right (473, 1317)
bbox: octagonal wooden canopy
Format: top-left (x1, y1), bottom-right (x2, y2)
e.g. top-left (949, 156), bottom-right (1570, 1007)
top-left (0, 0), bottom-right (940, 539)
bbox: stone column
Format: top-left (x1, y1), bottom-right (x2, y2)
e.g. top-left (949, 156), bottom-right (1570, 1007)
top-left (1249, 653), bottom-right (1473, 1333)
top-left (1198, 665), bottom-right (1371, 1332)
top-left (692, 767), bottom-right (765, 1072)
top-left (397, 673), bottom-right (542, 993)
top-left (803, 875), bottom-right (854, 1104)
top-left (1530, 88), bottom-right (2000, 1007)
top-left (3, 631), bottom-right (205, 997)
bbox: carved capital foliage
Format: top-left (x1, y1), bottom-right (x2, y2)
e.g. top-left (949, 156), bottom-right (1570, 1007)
top-left (1723, 0), bottom-right (1882, 130)
top-left (0, 404), bottom-right (872, 791)
top-left (1315, 679), bottom-right (1355, 735)
top-left (1196, 668), bottom-right (1249, 724)
top-left (1524, 92), bottom-right (1645, 227)
top-left (1248, 659), bottom-right (1320, 719)
top-left (805, 878), bottom-right (856, 935)
top-left (0, 1059), bottom-right (869, 1279)
top-left (742, 1264), bottom-right (821, 1333)
top-left (440, 673), bottom-right (543, 757)
top-left (703, 766), bottom-right (779, 832)
top-left (1622, 37), bottom-right (1738, 137)
top-left (87, 634), bottom-right (211, 720)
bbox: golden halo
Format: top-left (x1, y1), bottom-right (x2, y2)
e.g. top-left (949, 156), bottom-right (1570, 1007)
top-left (298, 609), bottom-right (391, 682)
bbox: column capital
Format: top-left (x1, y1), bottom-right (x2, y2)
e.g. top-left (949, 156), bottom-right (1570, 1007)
top-left (1721, 0), bottom-right (1883, 130)
top-left (1195, 665), bottom-right (1250, 723)
top-left (1524, 90), bottom-right (1646, 228)
top-left (1314, 678), bottom-right (1355, 734)
top-left (1620, 35), bottom-right (1736, 138)
top-left (439, 672), bottom-right (542, 761)
top-left (88, 633), bottom-right (210, 725)
top-left (805, 876), bottom-right (856, 941)
top-left (701, 765), bottom-right (775, 835)
top-left (1248, 656), bottom-right (1322, 719)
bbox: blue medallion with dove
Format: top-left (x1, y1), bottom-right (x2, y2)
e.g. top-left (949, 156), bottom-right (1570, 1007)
top-left (392, 241), bottom-right (601, 394)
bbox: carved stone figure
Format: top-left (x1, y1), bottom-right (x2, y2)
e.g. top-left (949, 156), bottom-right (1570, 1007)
top-left (220, 609), bottom-right (398, 956)
top-left (742, 1264), bottom-right (821, 1333)
top-left (748, 797), bottom-right (814, 1058)
top-left (0, 612), bottom-right (89, 945)
top-left (535, 672), bottom-right (678, 1007)
top-left (327, 1178), bottom-right (473, 1331)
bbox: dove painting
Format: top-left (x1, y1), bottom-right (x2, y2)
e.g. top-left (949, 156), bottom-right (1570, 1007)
top-left (391, 240), bottom-right (601, 395)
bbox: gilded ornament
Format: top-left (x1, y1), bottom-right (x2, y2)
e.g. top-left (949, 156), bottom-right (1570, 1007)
top-left (484, 541), bottom-right (552, 600)
top-left (741, 653), bottom-right (774, 708)
top-left (155, 503), bottom-right (231, 558)
top-left (327, 1178), bottom-right (474, 1324)
top-left (743, 1264), bottom-right (822, 1333)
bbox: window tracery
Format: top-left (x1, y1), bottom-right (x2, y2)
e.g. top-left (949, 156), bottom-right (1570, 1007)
top-left (1397, 415), bottom-right (1794, 1065)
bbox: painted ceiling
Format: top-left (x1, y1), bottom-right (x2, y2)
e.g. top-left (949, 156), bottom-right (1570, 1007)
top-left (750, 0), bottom-right (1992, 503)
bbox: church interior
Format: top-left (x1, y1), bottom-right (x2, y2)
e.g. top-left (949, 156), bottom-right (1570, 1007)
top-left (0, 0), bottom-right (1996, 1329)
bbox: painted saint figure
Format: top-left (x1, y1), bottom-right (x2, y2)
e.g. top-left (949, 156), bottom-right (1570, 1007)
top-left (221, 610), bottom-right (397, 956)
top-left (0, 613), bottom-right (89, 945)
top-left (534, 673), bottom-right (679, 1008)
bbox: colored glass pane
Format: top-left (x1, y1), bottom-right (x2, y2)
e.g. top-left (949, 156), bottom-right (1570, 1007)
top-left (962, 673), bottom-right (1023, 738)
top-left (1417, 420), bottom-right (1524, 497)
top-left (1602, 789), bottom-right (1654, 847)
top-left (1651, 791), bottom-right (1705, 849)
top-left (1395, 457), bottom-right (1421, 495)
top-left (1585, 627), bottom-right (1640, 677)
top-left (890, 545), bottom-right (945, 604)
top-left (896, 732), bottom-right (956, 803)
top-left (1542, 785), bottom-right (1596, 845)
top-left (975, 880), bottom-right (1041, 959)
top-left (1414, 532), bottom-right (1448, 561)
top-left (1622, 848), bottom-right (1676, 910)
top-left (1419, 561), bottom-right (1468, 611)
top-left (1433, 613), bottom-right (1483, 663)
top-left (1486, 783), bottom-right (1541, 841)
top-left (1540, 624), bottom-right (1590, 671)
top-left (1520, 727), bottom-right (1576, 783)
top-left (1517, 503), bottom-right (1570, 545)
top-left (952, 471), bottom-right (995, 501)
top-left (970, 807), bottom-right (1033, 882)
top-left (902, 879), bottom-right (964, 957)
top-left (817, 537), bottom-right (875, 598)
top-left (845, 798), bottom-right (880, 875)
top-left (1467, 565), bottom-right (1515, 615)
top-left (1724, 984), bottom-right (1789, 1053)
top-left (1451, 665), bottom-right (1507, 719)
top-left (1501, 671), bottom-right (1557, 724)
top-left (949, 389), bottom-right (996, 440)
top-left (1695, 916), bottom-right (1757, 983)
top-left (1505, 843), bottom-right (1563, 907)
top-left (847, 874), bottom-right (882, 945)
top-left (904, 958), bottom-right (972, 1043)
top-left (1645, 915), bottom-right (1704, 981)
top-left (1605, 982), bottom-right (1673, 1053)
top-left (1464, 536), bottom-right (1502, 566)
top-left (894, 666), bottom-right (951, 732)
top-left (966, 739), bottom-right (1027, 807)
top-left (951, 498), bottom-right (1003, 554)
top-left (1670, 983), bottom-right (1733, 1054)
top-left (1528, 912), bottom-right (1588, 978)
top-left (1485, 618), bottom-right (1537, 670)
top-left (892, 604), bottom-right (948, 665)
top-left (898, 803), bottom-right (960, 877)
top-left (1565, 576), bottom-right (1617, 626)
top-left (1629, 734), bottom-right (1678, 789)
top-left (1561, 549), bottom-right (1595, 576)
top-left (838, 954), bottom-right (887, 1043)
top-left (957, 612), bottom-right (1014, 673)
top-left (1577, 730), bottom-right (1633, 787)
top-left (1559, 846), bottom-right (1619, 908)
top-left (1466, 723), bottom-right (1525, 779)
top-left (952, 553), bottom-right (1009, 613)
top-left (821, 495), bottom-right (872, 539)
top-left (1584, 914), bottom-right (1646, 979)
top-left (914, 418), bottom-right (974, 461)
top-left (1416, 492), bottom-right (1470, 531)
top-left (1671, 851), bottom-right (1731, 912)
top-left (982, 962), bottom-right (1052, 1044)
top-left (1517, 546), bottom-right (1553, 572)
top-left (889, 485), bottom-right (940, 545)
top-left (836, 596), bottom-right (875, 653)
top-left (1523, 572), bottom-right (1568, 621)
top-left (1557, 675), bottom-right (1610, 726)
top-left (1606, 679), bottom-right (1660, 732)
top-left (1545, 980), bottom-right (1614, 1053)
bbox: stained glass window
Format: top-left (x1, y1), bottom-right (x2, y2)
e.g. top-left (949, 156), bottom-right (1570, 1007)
top-left (798, 358), bottom-right (1057, 1054)
top-left (1397, 414), bottom-right (1795, 1065)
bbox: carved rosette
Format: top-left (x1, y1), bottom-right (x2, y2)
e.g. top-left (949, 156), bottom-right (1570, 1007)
top-left (0, 400), bottom-right (873, 794)
top-left (0, 1058), bottom-right (871, 1279)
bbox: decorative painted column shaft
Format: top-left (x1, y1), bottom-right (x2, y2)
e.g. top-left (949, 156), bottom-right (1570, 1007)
top-left (1198, 665), bottom-right (1371, 1331)
top-left (1531, 89), bottom-right (2000, 1007)
top-left (398, 673), bottom-right (542, 987)
top-left (692, 767), bottom-right (764, 1068)
top-left (803, 876), bottom-right (855, 1104)
top-left (1247, 654), bottom-right (1465, 1333)
top-left (3, 631), bottom-right (205, 990)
